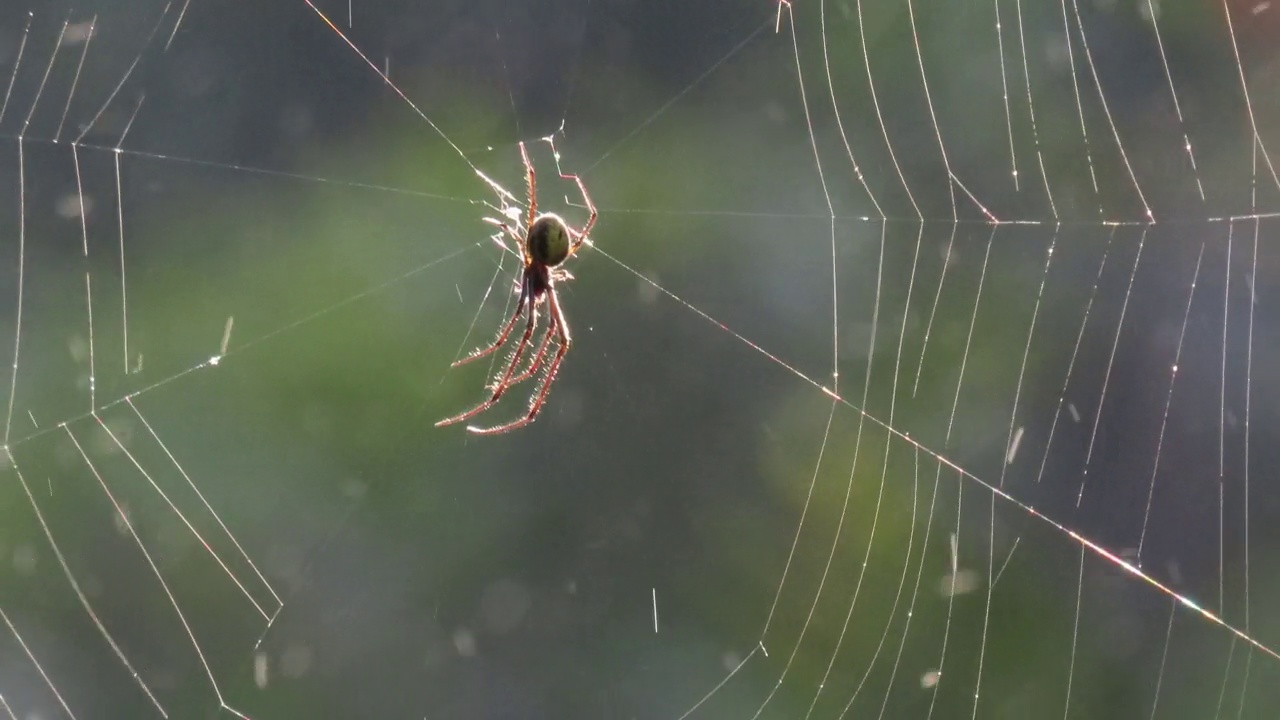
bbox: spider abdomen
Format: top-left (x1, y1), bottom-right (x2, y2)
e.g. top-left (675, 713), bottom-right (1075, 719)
top-left (528, 213), bottom-right (572, 267)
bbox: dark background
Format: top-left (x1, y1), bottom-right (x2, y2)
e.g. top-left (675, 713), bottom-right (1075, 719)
top-left (0, 0), bottom-right (1278, 718)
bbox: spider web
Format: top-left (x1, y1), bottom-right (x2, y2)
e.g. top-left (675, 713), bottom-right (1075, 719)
top-left (0, 0), bottom-right (1277, 717)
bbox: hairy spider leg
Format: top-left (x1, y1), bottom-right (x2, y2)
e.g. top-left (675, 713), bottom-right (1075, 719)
top-left (519, 141), bottom-right (538, 231)
top-left (483, 218), bottom-right (528, 264)
top-left (509, 314), bottom-right (558, 386)
top-left (436, 300), bottom-right (542, 428)
top-left (481, 300), bottom-right (542, 396)
top-left (505, 259), bottom-right (575, 386)
top-left (449, 277), bottom-right (528, 370)
top-left (467, 290), bottom-right (572, 435)
top-left (484, 215), bottom-right (525, 242)
top-left (542, 136), bottom-right (598, 252)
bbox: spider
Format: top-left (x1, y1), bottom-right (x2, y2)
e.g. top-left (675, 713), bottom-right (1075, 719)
top-left (436, 138), bottom-right (597, 435)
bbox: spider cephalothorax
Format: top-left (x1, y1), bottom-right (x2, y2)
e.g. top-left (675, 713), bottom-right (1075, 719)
top-left (436, 140), bottom-right (597, 435)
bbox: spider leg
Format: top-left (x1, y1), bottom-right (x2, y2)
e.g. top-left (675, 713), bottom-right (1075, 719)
top-left (483, 218), bottom-right (527, 262)
top-left (519, 141), bottom-right (538, 231)
top-left (508, 312), bottom-right (557, 387)
top-left (437, 300), bottom-right (541, 428)
top-left (450, 277), bottom-right (527, 368)
top-left (542, 136), bottom-right (597, 253)
top-left (467, 289), bottom-right (572, 435)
